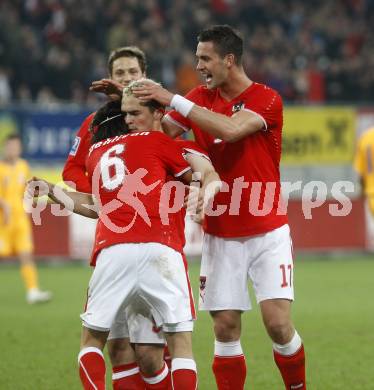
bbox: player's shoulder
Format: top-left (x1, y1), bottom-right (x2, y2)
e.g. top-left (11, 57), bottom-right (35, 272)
top-left (175, 138), bottom-right (207, 154)
top-left (17, 158), bottom-right (29, 169)
top-left (251, 82), bottom-right (282, 99)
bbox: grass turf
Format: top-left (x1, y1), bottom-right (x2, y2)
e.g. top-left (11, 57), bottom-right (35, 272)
top-left (0, 255), bottom-right (373, 389)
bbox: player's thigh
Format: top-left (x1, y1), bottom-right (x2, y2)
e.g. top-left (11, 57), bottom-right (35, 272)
top-left (164, 328), bottom-right (193, 359)
top-left (81, 244), bottom-right (138, 331)
top-left (13, 218), bottom-right (33, 254)
top-left (248, 224), bottom-right (294, 303)
top-left (139, 243), bottom-right (195, 326)
top-left (199, 233), bottom-right (251, 311)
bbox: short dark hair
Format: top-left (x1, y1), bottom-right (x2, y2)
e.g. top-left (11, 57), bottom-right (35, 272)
top-left (107, 46), bottom-right (147, 75)
top-left (90, 100), bottom-right (128, 144)
top-left (197, 25), bottom-right (243, 64)
top-left (5, 133), bottom-right (21, 142)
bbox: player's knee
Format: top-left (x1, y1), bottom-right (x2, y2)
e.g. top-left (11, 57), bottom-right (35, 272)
top-left (107, 339), bottom-right (134, 366)
top-left (136, 346), bottom-right (164, 376)
top-left (212, 311), bottom-right (241, 341)
top-left (265, 319), bottom-right (293, 344)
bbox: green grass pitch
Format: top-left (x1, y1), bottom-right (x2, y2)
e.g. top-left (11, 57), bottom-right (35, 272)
top-left (0, 255), bottom-right (373, 389)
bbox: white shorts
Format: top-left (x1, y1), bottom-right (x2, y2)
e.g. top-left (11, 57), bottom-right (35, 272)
top-left (199, 224), bottom-right (294, 311)
top-left (108, 303), bottom-right (194, 344)
top-left (81, 243), bottom-right (195, 332)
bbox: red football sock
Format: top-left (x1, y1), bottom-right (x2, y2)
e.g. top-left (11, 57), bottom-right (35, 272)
top-left (212, 340), bottom-right (246, 390)
top-left (171, 358), bottom-right (197, 390)
top-left (112, 362), bottom-right (146, 390)
top-left (274, 345), bottom-right (306, 389)
top-left (78, 347), bottom-right (106, 390)
top-left (142, 362), bottom-right (171, 389)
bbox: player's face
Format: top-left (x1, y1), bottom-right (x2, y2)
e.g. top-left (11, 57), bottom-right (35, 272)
top-left (111, 57), bottom-right (144, 86)
top-left (4, 138), bottom-right (22, 161)
top-left (196, 41), bottom-right (229, 89)
top-left (122, 96), bottom-right (154, 132)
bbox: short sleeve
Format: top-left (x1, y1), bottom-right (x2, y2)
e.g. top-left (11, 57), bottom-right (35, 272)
top-left (243, 89), bottom-right (283, 131)
top-left (157, 134), bottom-right (191, 178)
top-left (176, 139), bottom-right (211, 161)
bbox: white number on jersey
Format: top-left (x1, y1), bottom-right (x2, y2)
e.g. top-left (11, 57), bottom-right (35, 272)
top-left (100, 144), bottom-right (126, 190)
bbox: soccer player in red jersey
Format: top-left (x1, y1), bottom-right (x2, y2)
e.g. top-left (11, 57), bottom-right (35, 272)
top-left (63, 46), bottom-right (147, 193)
top-left (29, 87), bottom-right (205, 390)
top-left (63, 46), bottom-right (157, 389)
top-left (131, 25), bottom-right (307, 390)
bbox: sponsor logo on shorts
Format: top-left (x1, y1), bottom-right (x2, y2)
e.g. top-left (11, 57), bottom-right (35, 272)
top-left (199, 276), bottom-right (207, 302)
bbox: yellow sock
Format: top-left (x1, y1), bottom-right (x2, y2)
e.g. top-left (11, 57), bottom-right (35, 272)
top-left (20, 264), bottom-right (39, 291)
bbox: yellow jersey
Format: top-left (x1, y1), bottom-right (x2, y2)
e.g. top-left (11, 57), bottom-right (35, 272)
top-left (354, 127), bottom-right (374, 212)
top-left (0, 158), bottom-right (30, 221)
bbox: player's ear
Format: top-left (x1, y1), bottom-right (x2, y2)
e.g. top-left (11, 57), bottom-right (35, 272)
top-left (154, 108), bottom-right (165, 121)
top-left (225, 54), bottom-right (235, 68)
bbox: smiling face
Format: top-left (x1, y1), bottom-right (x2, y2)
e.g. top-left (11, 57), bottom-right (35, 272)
top-left (196, 41), bottom-right (230, 89)
top-left (122, 95), bottom-right (156, 132)
top-left (111, 56), bottom-right (145, 87)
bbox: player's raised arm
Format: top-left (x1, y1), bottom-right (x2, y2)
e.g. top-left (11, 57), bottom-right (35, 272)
top-left (27, 177), bottom-right (98, 219)
top-left (132, 82), bottom-right (264, 143)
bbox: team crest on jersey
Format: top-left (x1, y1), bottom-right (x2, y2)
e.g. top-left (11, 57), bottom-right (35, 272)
top-left (232, 101), bottom-right (244, 113)
top-left (69, 136), bottom-right (81, 156)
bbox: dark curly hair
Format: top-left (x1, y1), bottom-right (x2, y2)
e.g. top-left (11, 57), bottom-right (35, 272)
top-left (90, 100), bottom-right (128, 144)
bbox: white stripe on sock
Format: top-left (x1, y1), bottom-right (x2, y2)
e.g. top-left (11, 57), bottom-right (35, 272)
top-left (79, 360), bottom-right (98, 390)
top-left (214, 340), bottom-right (243, 357)
top-left (78, 347), bottom-right (104, 362)
top-left (273, 330), bottom-right (302, 356)
top-left (142, 363), bottom-right (169, 384)
top-left (112, 366), bottom-right (140, 380)
top-left (171, 358), bottom-right (197, 372)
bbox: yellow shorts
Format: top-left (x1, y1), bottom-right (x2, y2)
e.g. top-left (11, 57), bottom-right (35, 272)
top-left (0, 217), bottom-right (33, 257)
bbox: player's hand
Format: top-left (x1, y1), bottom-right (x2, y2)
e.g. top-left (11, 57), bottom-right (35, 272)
top-left (90, 79), bottom-right (123, 99)
top-left (185, 185), bottom-right (204, 216)
top-left (25, 177), bottom-right (51, 205)
top-left (132, 81), bottom-right (174, 106)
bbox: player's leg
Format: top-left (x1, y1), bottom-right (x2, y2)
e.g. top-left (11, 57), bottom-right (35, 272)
top-left (15, 218), bottom-right (51, 303)
top-left (127, 307), bottom-right (171, 389)
top-left (200, 234), bottom-right (249, 389)
top-left (260, 299), bottom-right (306, 389)
top-left (79, 244), bottom-right (138, 390)
top-left (108, 309), bottom-right (146, 390)
top-left (210, 310), bottom-right (246, 390)
top-left (135, 344), bottom-right (169, 390)
top-left (164, 326), bottom-right (197, 390)
top-left (108, 338), bottom-right (146, 390)
top-left (139, 244), bottom-right (197, 389)
top-left (79, 326), bottom-right (109, 390)
top-left (250, 224), bottom-right (306, 389)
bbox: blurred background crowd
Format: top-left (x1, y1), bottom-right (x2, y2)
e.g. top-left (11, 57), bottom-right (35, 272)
top-left (0, 0), bottom-right (373, 106)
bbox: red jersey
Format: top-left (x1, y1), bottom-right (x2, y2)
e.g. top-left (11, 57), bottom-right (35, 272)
top-left (86, 131), bottom-right (191, 265)
top-left (166, 83), bottom-right (288, 238)
top-left (62, 113), bottom-right (95, 193)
